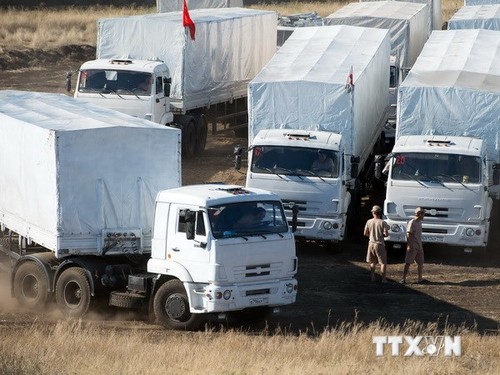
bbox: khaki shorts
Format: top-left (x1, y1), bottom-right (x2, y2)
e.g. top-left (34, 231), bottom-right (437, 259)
top-left (405, 246), bottom-right (424, 265)
top-left (366, 242), bottom-right (387, 264)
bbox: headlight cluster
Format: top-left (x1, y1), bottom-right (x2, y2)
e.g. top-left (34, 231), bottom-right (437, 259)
top-left (215, 290), bottom-right (232, 300)
top-left (285, 283), bottom-right (297, 294)
top-left (322, 221), bottom-right (339, 230)
top-left (465, 228), bottom-right (481, 237)
top-left (391, 224), bottom-right (402, 232)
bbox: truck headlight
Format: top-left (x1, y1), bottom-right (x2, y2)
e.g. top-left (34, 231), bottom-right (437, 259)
top-left (286, 283), bottom-right (294, 294)
top-left (391, 224), bottom-right (401, 232)
top-left (465, 228), bottom-right (474, 237)
top-left (223, 290), bottom-right (232, 300)
top-left (322, 221), bottom-right (333, 230)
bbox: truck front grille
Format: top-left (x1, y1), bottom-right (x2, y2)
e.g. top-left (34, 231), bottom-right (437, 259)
top-left (233, 262), bottom-right (282, 280)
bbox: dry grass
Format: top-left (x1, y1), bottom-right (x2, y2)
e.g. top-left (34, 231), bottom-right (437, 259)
top-left (0, 1), bottom-right (464, 50)
top-left (0, 319), bottom-right (498, 374)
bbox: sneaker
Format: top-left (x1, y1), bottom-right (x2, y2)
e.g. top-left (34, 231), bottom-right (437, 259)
top-left (399, 279), bottom-right (406, 284)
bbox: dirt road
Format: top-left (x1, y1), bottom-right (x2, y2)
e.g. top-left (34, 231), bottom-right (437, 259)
top-left (0, 47), bottom-right (499, 334)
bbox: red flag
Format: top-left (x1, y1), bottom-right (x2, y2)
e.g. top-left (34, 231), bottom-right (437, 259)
top-left (183, 0), bottom-right (196, 41)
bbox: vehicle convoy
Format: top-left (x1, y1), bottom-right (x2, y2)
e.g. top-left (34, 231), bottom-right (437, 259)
top-left (0, 91), bottom-right (298, 330)
top-left (242, 25), bottom-right (391, 245)
top-left (448, 4), bottom-right (500, 30)
top-left (71, 8), bottom-right (277, 156)
top-left (325, 1), bottom-right (430, 145)
top-left (376, 29), bottom-right (500, 251)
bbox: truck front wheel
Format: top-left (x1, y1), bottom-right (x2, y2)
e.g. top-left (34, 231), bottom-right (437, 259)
top-left (13, 262), bottom-right (49, 309)
top-left (153, 279), bottom-right (204, 330)
top-left (55, 268), bottom-right (91, 318)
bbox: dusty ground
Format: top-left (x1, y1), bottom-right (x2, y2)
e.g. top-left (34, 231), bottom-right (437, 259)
top-left (0, 47), bottom-right (499, 335)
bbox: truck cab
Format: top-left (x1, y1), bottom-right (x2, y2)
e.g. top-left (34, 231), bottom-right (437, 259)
top-left (147, 184), bottom-right (298, 329)
top-left (245, 129), bottom-right (349, 244)
top-left (383, 135), bottom-right (493, 249)
top-left (74, 59), bottom-right (174, 125)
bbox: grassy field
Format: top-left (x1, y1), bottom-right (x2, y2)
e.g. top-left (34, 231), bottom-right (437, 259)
top-left (0, 1), bottom-right (463, 50)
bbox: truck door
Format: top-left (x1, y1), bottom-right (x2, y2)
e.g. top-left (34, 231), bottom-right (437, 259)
top-left (166, 204), bottom-right (209, 280)
top-left (152, 75), bottom-right (168, 123)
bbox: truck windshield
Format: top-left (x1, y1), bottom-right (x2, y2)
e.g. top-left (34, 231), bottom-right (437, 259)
top-left (208, 201), bottom-right (288, 239)
top-left (78, 69), bottom-right (152, 95)
top-left (391, 153), bottom-right (481, 184)
top-left (251, 146), bottom-right (339, 178)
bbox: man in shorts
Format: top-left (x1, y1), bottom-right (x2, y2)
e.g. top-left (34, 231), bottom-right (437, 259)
top-left (400, 207), bottom-right (425, 284)
top-left (364, 205), bottom-right (390, 283)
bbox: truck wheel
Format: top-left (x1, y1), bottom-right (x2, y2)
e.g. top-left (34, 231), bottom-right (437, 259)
top-left (195, 114), bottom-right (208, 154)
top-left (182, 120), bottom-right (197, 157)
top-left (153, 279), bottom-right (204, 330)
top-left (109, 291), bottom-right (145, 309)
top-left (13, 262), bottom-right (49, 309)
top-left (55, 268), bottom-right (91, 318)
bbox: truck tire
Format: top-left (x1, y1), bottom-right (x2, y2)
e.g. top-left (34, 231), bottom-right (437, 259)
top-left (182, 120), bottom-right (197, 157)
top-left (153, 279), bottom-right (204, 330)
top-left (13, 262), bottom-right (49, 309)
top-left (109, 291), bottom-right (145, 309)
top-left (195, 114), bottom-right (208, 154)
top-left (55, 267), bottom-right (91, 318)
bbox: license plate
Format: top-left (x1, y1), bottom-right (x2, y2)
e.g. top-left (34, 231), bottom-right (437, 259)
top-left (249, 297), bottom-right (269, 306)
top-left (422, 235), bottom-right (444, 242)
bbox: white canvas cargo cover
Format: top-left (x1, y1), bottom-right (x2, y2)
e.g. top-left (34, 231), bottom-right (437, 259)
top-left (396, 30), bottom-right (500, 162)
top-left (0, 91), bottom-right (181, 258)
top-left (360, 0), bottom-right (440, 30)
top-left (157, 0), bottom-right (243, 13)
top-left (97, 8), bottom-right (277, 112)
top-left (325, 1), bottom-right (429, 68)
top-left (448, 5), bottom-right (500, 30)
top-left (248, 25), bottom-right (390, 168)
top-left (465, 0), bottom-right (500, 5)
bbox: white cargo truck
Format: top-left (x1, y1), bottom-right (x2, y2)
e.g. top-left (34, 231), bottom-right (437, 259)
top-left (157, 0), bottom-right (243, 12)
top-left (448, 4), bottom-right (500, 30)
top-left (325, 1), bottom-right (430, 144)
top-left (72, 8), bottom-right (277, 155)
top-left (378, 30), bottom-right (500, 251)
top-left (360, 0), bottom-right (441, 30)
top-left (243, 25), bottom-right (391, 245)
top-left (0, 91), bottom-right (298, 330)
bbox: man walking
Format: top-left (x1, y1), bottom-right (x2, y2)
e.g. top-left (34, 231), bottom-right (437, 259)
top-left (401, 207), bottom-right (425, 284)
top-left (364, 205), bottom-right (390, 283)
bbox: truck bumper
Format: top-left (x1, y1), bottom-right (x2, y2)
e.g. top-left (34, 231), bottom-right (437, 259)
top-left (385, 218), bottom-right (489, 247)
top-left (186, 278), bottom-right (298, 314)
top-left (288, 214), bottom-right (345, 242)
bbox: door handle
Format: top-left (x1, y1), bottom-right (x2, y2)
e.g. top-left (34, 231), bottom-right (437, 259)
top-left (171, 247), bottom-right (180, 252)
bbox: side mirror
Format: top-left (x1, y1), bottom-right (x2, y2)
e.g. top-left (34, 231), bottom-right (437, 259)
top-left (65, 71), bottom-right (72, 92)
top-left (234, 144), bottom-right (243, 170)
top-left (493, 163), bottom-right (500, 185)
top-left (291, 204), bottom-right (299, 233)
top-left (374, 154), bottom-right (384, 180)
top-left (163, 77), bottom-right (171, 97)
top-left (184, 209), bottom-right (196, 240)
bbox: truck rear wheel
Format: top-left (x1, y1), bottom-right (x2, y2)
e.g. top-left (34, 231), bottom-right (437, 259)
top-left (153, 279), bottom-right (204, 330)
top-left (13, 262), bottom-right (49, 309)
top-left (109, 291), bottom-right (145, 309)
top-left (182, 119), bottom-right (197, 157)
top-left (55, 267), bottom-right (91, 317)
top-left (195, 114), bottom-right (208, 154)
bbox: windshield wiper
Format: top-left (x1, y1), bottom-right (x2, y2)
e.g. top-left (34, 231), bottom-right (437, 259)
top-left (399, 172), bottom-right (428, 187)
top-left (263, 167), bottom-right (286, 181)
top-left (297, 168), bottom-right (328, 182)
top-left (437, 174), bottom-right (474, 192)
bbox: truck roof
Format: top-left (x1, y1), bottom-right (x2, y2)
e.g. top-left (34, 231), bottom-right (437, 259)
top-left (253, 129), bottom-right (342, 151)
top-left (156, 184), bottom-right (283, 207)
top-left (80, 59), bottom-right (166, 74)
top-left (0, 90), bottom-right (174, 132)
top-left (393, 135), bottom-right (483, 156)
top-left (448, 4), bottom-right (500, 30)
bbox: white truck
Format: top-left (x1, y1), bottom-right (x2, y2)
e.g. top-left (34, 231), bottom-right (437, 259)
top-left (448, 4), bottom-right (500, 30)
top-left (378, 29), bottom-right (500, 251)
top-left (0, 91), bottom-right (298, 330)
top-left (360, 0), bottom-right (441, 30)
top-left (242, 25), bottom-right (391, 245)
top-left (72, 8), bottom-right (277, 155)
top-left (157, 0), bottom-right (243, 12)
top-left (325, 1), bottom-right (430, 145)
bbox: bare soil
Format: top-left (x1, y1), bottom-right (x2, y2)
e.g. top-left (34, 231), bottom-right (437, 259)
top-left (0, 47), bottom-right (499, 335)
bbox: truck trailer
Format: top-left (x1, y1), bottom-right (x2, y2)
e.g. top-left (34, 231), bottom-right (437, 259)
top-left (325, 1), bottom-right (430, 144)
top-left (244, 25), bottom-right (391, 245)
top-left (72, 8), bottom-right (277, 156)
top-left (378, 29), bottom-right (500, 251)
top-left (448, 4), bottom-right (500, 30)
top-left (0, 91), bottom-right (298, 330)
top-left (156, 0), bottom-right (243, 13)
